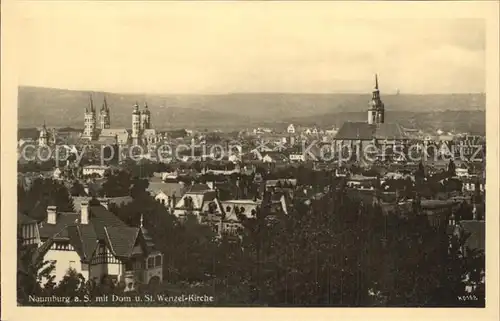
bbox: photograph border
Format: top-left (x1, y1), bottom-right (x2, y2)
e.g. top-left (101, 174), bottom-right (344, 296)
top-left (2, 1), bottom-right (499, 320)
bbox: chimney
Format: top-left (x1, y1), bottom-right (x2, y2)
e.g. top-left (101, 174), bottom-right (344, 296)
top-left (100, 198), bottom-right (109, 210)
top-left (81, 200), bottom-right (90, 224)
top-left (47, 205), bottom-right (57, 224)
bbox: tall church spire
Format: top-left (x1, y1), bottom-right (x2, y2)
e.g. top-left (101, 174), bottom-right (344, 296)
top-left (89, 94), bottom-right (95, 112)
top-left (102, 96), bottom-right (108, 111)
top-left (368, 74), bottom-right (385, 124)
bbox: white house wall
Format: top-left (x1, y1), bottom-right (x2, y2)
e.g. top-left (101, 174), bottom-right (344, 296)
top-left (43, 244), bottom-right (86, 284)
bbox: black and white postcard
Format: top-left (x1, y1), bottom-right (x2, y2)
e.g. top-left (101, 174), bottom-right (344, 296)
top-left (1, 1), bottom-right (499, 321)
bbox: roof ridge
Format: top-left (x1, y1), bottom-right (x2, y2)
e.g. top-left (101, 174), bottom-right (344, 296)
top-left (130, 227), bottom-right (141, 257)
top-left (103, 226), bottom-right (117, 257)
top-left (75, 225), bottom-right (86, 260)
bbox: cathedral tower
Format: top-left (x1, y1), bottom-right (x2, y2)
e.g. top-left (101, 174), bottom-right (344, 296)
top-left (83, 94), bottom-right (97, 140)
top-left (140, 102), bottom-right (151, 131)
top-left (367, 74), bottom-right (385, 125)
top-left (100, 96), bottom-right (111, 129)
top-left (131, 102), bottom-right (141, 145)
top-left (38, 121), bottom-right (48, 146)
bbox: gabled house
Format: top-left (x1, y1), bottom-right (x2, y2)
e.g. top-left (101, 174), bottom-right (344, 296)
top-left (147, 178), bottom-right (187, 209)
top-left (172, 185), bottom-right (223, 222)
top-left (35, 199), bottom-right (163, 290)
top-left (261, 152), bottom-right (289, 163)
top-left (18, 212), bottom-right (41, 246)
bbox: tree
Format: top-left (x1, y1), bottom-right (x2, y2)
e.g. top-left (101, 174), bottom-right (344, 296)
top-left (69, 180), bottom-right (86, 196)
top-left (447, 159), bottom-right (456, 177)
top-left (20, 178), bottom-right (74, 220)
top-left (17, 231), bottom-right (56, 305)
top-left (52, 268), bottom-right (89, 304)
top-left (100, 170), bottom-right (132, 197)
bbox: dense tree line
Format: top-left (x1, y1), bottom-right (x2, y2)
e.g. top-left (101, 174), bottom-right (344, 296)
top-left (18, 178), bottom-right (74, 220)
top-left (18, 161), bottom-right (484, 306)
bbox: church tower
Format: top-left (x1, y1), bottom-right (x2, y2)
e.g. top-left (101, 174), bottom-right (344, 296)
top-left (367, 74), bottom-right (385, 125)
top-left (83, 94), bottom-right (97, 140)
top-left (140, 102), bottom-right (151, 131)
top-left (38, 121), bottom-right (48, 146)
top-left (100, 96), bottom-right (111, 129)
top-left (131, 102), bottom-right (141, 145)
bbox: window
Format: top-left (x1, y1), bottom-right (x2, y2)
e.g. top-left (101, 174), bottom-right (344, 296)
top-left (148, 257), bottom-right (154, 269)
top-left (155, 255), bottom-right (162, 267)
top-left (125, 261), bottom-right (133, 271)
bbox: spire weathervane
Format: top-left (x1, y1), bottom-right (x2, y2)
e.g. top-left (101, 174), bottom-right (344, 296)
top-left (375, 74), bottom-right (379, 90)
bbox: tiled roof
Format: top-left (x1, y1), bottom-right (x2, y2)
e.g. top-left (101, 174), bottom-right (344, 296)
top-left (99, 128), bottom-right (129, 144)
top-left (73, 196), bottom-right (133, 212)
top-left (335, 122), bottom-right (374, 140)
top-left (373, 123), bottom-right (407, 140)
top-left (18, 212), bottom-right (37, 225)
top-left (104, 226), bottom-right (141, 258)
top-left (148, 181), bottom-right (186, 197)
top-left (37, 203), bottom-right (144, 262)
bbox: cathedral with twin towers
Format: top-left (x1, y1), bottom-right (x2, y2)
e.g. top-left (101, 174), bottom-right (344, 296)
top-left (81, 95), bottom-right (161, 146)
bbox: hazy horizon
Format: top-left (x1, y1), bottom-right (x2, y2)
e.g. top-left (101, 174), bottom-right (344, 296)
top-left (15, 3), bottom-right (485, 95)
top-left (18, 84), bottom-right (486, 97)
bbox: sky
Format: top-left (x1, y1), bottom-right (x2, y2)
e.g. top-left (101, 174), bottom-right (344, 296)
top-left (14, 2), bottom-right (486, 94)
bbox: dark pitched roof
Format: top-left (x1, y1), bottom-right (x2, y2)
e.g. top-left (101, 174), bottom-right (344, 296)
top-left (73, 196), bottom-right (133, 212)
top-left (18, 212), bottom-right (37, 225)
top-left (147, 181), bottom-right (186, 197)
top-left (104, 226), bottom-right (141, 258)
top-left (373, 123), bottom-right (407, 140)
top-left (335, 122), bottom-right (374, 140)
top-left (37, 204), bottom-right (145, 262)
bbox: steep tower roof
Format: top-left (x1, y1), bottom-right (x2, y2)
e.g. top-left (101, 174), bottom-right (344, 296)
top-left (89, 94), bottom-right (95, 113)
top-left (101, 96), bottom-right (109, 112)
top-left (40, 121), bottom-right (48, 137)
top-left (143, 102), bottom-right (151, 115)
top-left (369, 74), bottom-right (384, 110)
top-left (133, 101), bottom-right (140, 115)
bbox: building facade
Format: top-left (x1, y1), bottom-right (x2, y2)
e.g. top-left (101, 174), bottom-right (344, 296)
top-left (81, 97), bottom-right (160, 146)
top-left (34, 199), bottom-right (163, 289)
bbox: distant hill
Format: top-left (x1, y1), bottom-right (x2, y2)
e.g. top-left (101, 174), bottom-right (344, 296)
top-left (284, 110), bottom-right (485, 134)
top-left (18, 86), bottom-right (485, 131)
